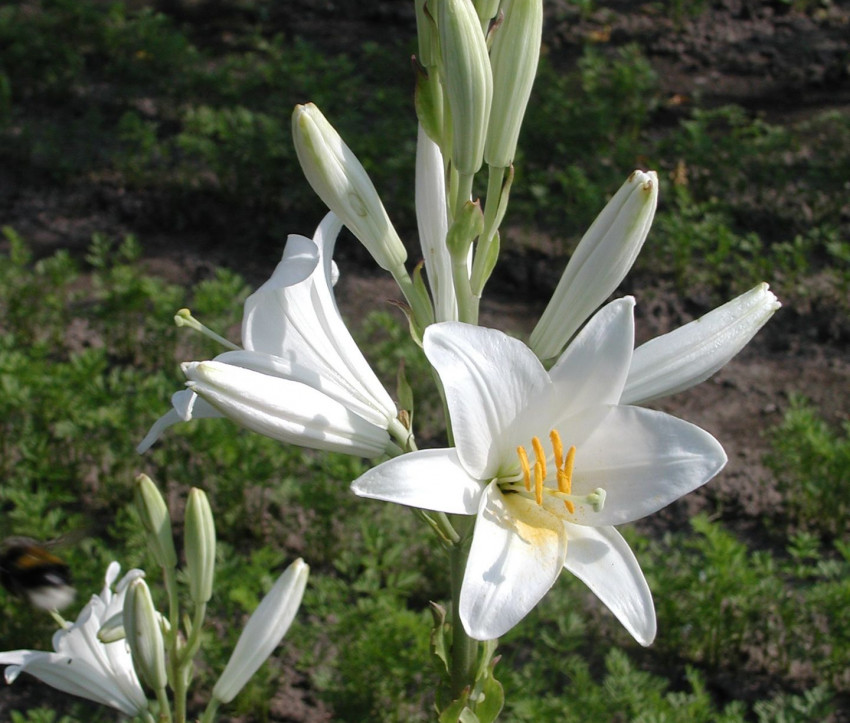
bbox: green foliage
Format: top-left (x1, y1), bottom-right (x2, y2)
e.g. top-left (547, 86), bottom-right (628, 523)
top-left (766, 395), bottom-right (850, 539)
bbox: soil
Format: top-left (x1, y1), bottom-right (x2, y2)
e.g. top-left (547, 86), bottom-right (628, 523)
top-left (2, 0), bottom-right (849, 720)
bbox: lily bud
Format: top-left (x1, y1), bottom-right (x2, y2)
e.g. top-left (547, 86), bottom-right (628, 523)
top-left (438, 0), bottom-right (493, 175)
top-left (292, 103), bottom-right (407, 274)
top-left (484, 0), bottom-right (543, 168)
top-left (530, 170), bottom-right (658, 360)
top-left (133, 475), bottom-right (177, 571)
top-left (124, 579), bottom-right (168, 692)
top-left (212, 559), bottom-right (309, 704)
top-left (184, 487), bottom-right (216, 605)
top-left (621, 283), bottom-right (781, 405)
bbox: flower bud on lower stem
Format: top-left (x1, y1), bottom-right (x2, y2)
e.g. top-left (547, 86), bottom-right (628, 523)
top-left (134, 475), bottom-right (177, 571)
top-left (124, 579), bottom-right (168, 693)
top-left (184, 487), bottom-right (216, 605)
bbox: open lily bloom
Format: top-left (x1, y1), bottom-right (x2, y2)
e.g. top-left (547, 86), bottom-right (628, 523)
top-left (0, 562), bottom-right (148, 716)
top-left (138, 213), bottom-right (401, 458)
top-left (353, 299), bottom-right (727, 644)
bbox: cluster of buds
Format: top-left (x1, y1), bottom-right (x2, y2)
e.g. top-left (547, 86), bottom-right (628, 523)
top-left (131, 474), bottom-right (309, 721)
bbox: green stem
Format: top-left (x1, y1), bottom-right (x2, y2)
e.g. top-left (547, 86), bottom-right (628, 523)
top-left (198, 698), bottom-right (221, 723)
top-left (449, 526), bottom-right (478, 698)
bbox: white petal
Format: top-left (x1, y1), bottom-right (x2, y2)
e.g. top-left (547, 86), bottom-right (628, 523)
top-left (352, 449), bottom-right (484, 514)
top-left (242, 212), bottom-right (397, 426)
top-left (184, 361), bottom-right (390, 457)
top-left (424, 323), bottom-right (550, 480)
top-left (460, 483), bottom-right (568, 640)
top-left (569, 405), bottom-right (727, 526)
top-left (548, 297), bottom-right (635, 410)
top-left (416, 124), bottom-right (456, 322)
top-left (563, 524), bottom-right (656, 646)
top-left (622, 283), bottom-right (781, 405)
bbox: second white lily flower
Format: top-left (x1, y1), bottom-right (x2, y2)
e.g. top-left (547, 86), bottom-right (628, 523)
top-left (138, 213), bottom-right (402, 458)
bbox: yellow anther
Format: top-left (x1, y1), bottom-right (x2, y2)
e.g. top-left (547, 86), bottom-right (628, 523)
top-left (534, 461), bottom-right (544, 506)
top-left (531, 436), bottom-right (546, 480)
top-left (563, 445), bottom-right (576, 494)
top-left (517, 445), bottom-right (531, 491)
top-left (550, 429), bottom-right (564, 470)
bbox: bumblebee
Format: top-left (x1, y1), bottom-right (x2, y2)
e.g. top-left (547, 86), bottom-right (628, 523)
top-left (0, 537), bottom-right (76, 611)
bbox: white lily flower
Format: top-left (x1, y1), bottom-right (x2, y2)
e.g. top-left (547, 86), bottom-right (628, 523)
top-left (138, 213), bottom-right (400, 457)
top-left (529, 171), bottom-right (658, 361)
top-left (0, 562), bottom-right (148, 717)
top-left (352, 298), bottom-right (727, 644)
top-left (622, 283), bottom-right (781, 405)
top-left (213, 558), bottom-right (308, 705)
top-left (416, 124), bottom-right (456, 322)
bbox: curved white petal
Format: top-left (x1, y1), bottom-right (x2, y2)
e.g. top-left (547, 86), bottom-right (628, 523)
top-left (460, 483), bottom-right (568, 640)
top-left (424, 323), bottom-right (550, 480)
top-left (184, 361), bottom-right (390, 457)
top-left (563, 524), bottom-right (656, 646)
top-left (548, 297), bottom-right (635, 410)
top-left (352, 449), bottom-right (484, 514)
top-left (137, 390), bottom-right (222, 453)
top-left (215, 349), bottom-right (389, 428)
top-left (416, 124), bottom-right (455, 322)
top-left (241, 212), bottom-right (397, 425)
top-left (622, 283), bottom-right (781, 405)
top-left (568, 405), bottom-right (726, 526)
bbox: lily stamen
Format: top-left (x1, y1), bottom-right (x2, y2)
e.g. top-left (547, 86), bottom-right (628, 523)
top-left (512, 433), bottom-right (604, 515)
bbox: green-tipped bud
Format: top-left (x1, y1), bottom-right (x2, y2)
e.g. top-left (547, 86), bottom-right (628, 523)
top-left (292, 103), bottom-right (407, 273)
top-left (438, 0), bottom-right (493, 175)
top-left (124, 579), bottom-right (168, 692)
top-left (184, 487), bottom-right (216, 605)
top-left (133, 474), bottom-right (177, 571)
top-left (415, 0), bottom-right (437, 67)
top-left (530, 170), bottom-right (659, 360)
top-left (473, 0), bottom-right (500, 27)
top-left (484, 0), bottom-right (543, 167)
top-left (212, 559), bottom-right (309, 705)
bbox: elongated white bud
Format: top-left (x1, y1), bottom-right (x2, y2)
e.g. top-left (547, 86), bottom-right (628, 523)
top-left (530, 170), bottom-right (658, 360)
top-left (292, 103), bottom-right (407, 273)
top-left (212, 559), bottom-right (309, 704)
top-left (621, 283), bottom-right (781, 405)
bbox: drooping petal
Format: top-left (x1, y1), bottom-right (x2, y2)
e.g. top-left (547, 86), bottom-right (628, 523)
top-left (215, 349), bottom-right (390, 428)
top-left (562, 523), bottom-right (656, 646)
top-left (241, 212), bottom-right (397, 426)
top-left (568, 405), bottom-right (727, 526)
top-left (184, 361), bottom-right (391, 457)
top-left (621, 283), bottom-right (781, 405)
top-left (136, 390), bottom-right (222, 453)
top-left (548, 297), bottom-right (635, 410)
top-left (460, 483), bottom-right (568, 640)
top-left (352, 448), bottom-right (484, 515)
top-left (416, 124), bottom-right (456, 322)
top-left (424, 323), bottom-right (550, 480)
top-left (0, 652), bottom-right (144, 715)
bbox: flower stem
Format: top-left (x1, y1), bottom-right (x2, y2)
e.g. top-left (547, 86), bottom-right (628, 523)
top-left (449, 528), bottom-right (478, 698)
